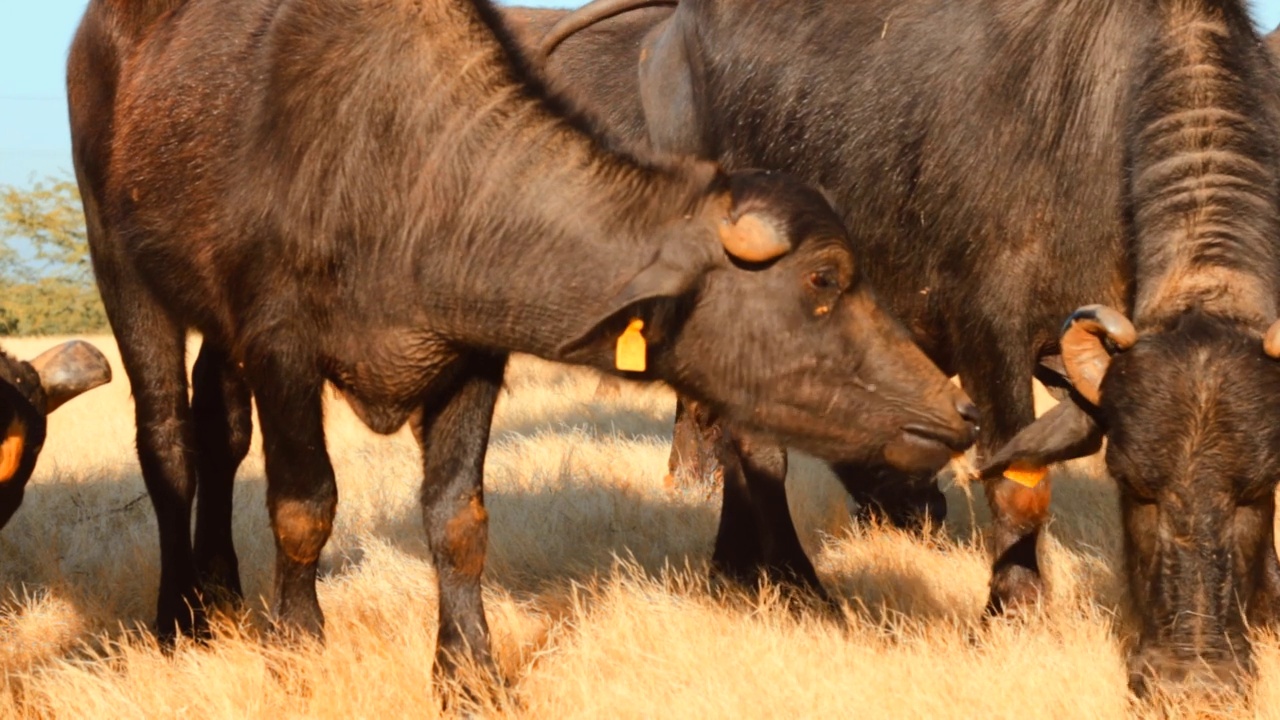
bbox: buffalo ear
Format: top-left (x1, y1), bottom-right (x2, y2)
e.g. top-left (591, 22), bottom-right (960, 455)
top-left (639, 14), bottom-right (702, 155)
top-left (558, 241), bottom-right (713, 358)
top-left (979, 400), bottom-right (1105, 480)
top-left (29, 340), bottom-right (113, 413)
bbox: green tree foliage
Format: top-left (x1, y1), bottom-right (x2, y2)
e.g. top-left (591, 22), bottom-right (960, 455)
top-left (0, 177), bottom-right (108, 335)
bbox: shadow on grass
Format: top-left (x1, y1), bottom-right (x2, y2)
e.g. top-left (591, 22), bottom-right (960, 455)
top-left (0, 448), bottom-right (1133, 664)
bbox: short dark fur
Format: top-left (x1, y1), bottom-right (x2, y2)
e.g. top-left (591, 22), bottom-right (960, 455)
top-left (534, 0), bottom-right (1280, 692)
top-left (67, 0), bottom-right (977, 684)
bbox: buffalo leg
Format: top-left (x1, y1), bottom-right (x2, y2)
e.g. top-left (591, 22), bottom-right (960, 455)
top-left (191, 341), bottom-right (253, 604)
top-left (962, 356), bottom-right (1042, 614)
top-left (712, 432), bottom-right (827, 601)
top-left (832, 462), bottom-right (946, 532)
top-left (666, 396), bottom-right (724, 490)
top-left (252, 358), bottom-right (335, 638)
top-left (98, 282), bottom-right (202, 640)
top-left (416, 353), bottom-right (505, 680)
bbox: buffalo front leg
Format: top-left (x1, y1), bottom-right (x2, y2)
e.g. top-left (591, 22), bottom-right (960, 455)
top-left (415, 354), bottom-right (506, 681)
top-left (113, 311), bottom-right (203, 640)
top-left (93, 226), bottom-right (205, 641)
top-left (962, 357), bottom-right (1042, 615)
top-left (252, 361), bottom-right (335, 638)
top-left (711, 432), bottom-right (828, 602)
top-left (191, 341), bottom-right (253, 605)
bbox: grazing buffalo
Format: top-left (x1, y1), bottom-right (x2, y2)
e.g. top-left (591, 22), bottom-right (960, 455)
top-left (0, 341), bottom-right (112, 530)
top-left (540, 0), bottom-right (1280, 692)
top-left (67, 0), bottom-right (978, 681)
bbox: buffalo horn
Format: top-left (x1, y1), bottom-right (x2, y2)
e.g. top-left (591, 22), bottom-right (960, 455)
top-left (1060, 304), bottom-right (1136, 406)
top-left (29, 340), bottom-right (113, 413)
top-left (718, 212), bottom-right (790, 263)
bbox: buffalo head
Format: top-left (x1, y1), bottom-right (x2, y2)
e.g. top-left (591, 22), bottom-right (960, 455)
top-left (0, 340), bottom-right (112, 529)
top-left (983, 305), bottom-right (1280, 695)
top-left (564, 170), bottom-right (979, 473)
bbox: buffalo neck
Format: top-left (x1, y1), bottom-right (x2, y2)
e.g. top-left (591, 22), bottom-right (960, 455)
top-left (234, 0), bottom-right (720, 368)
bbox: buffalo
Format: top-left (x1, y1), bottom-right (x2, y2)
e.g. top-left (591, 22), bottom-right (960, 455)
top-left (538, 0), bottom-right (1280, 693)
top-left (66, 0), bottom-right (977, 682)
top-left (0, 341), bottom-right (112, 530)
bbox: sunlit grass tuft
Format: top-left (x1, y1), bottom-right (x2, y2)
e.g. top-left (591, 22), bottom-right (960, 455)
top-left (0, 335), bottom-right (1272, 717)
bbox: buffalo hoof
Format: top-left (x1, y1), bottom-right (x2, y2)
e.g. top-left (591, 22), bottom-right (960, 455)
top-left (984, 565), bottom-right (1044, 618)
top-left (1127, 648), bottom-right (1250, 699)
top-left (155, 606), bottom-right (211, 650)
top-left (710, 557), bottom-right (834, 602)
top-left (195, 555), bottom-right (244, 610)
top-left (434, 654), bottom-right (511, 716)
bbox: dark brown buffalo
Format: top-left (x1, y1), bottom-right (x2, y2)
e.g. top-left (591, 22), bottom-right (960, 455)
top-left (66, 0), bottom-right (978, 681)
top-left (538, 0), bottom-right (1280, 693)
top-left (0, 341), bottom-right (112, 529)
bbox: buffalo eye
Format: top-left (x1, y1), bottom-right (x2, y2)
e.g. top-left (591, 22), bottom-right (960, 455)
top-left (806, 269), bottom-right (838, 292)
top-left (805, 268), bottom-right (840, 317)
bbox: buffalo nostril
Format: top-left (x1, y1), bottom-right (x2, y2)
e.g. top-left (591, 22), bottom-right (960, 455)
top-left (955, 399), bottom-right (980, 426)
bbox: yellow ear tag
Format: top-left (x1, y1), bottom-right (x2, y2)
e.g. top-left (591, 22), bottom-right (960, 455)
top-left (615, 319), bottom-right (647, 372)
top-left (1003, 462), bottom-right (1048, 488)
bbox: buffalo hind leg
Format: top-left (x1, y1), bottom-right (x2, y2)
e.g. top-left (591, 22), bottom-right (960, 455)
top-left (191, 341), bottom-right (253, 606)
top-left (416, 353), bottom-right (506, 683)
top-left (712, 432), bottom-right (828, 603)
top-left (833, 462), bottom-right (946, 532)
top-left (252, 357), bottom-right (335, 638)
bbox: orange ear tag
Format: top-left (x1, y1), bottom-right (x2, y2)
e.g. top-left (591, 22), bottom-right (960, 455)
top-left (1003, 462), bottom-right (1048, 488)
top-left (615, 319), bottom-right (647, 372)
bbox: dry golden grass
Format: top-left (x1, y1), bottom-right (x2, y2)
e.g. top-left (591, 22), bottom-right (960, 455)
top-left (0, 335), bottom-right (1273, 718)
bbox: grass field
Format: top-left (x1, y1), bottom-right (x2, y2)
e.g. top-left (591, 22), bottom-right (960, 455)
top-left (0, 334), bottom-right (1275, 718)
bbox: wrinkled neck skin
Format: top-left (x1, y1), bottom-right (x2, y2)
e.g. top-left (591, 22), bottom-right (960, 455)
top-left (1125, 1), bottom-right (1280, 333)
top-left (407, 140), bottom-right (717, 369)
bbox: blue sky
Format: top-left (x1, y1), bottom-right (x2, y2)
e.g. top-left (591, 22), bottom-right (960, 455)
top-left (3, 0), bottom-right (1280, 187)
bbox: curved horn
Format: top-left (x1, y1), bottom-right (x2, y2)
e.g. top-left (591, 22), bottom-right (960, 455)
top-left (539, 0), bottom-right (678, 56)
top-left (718, 212), bottom-right (791, 263)
top-left (1265, 319), bottom-right (1280, 359)
top-left (29, 340), bottom-right (113, 413)
top-left (1060, 304), bottom-right (1136, 406)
